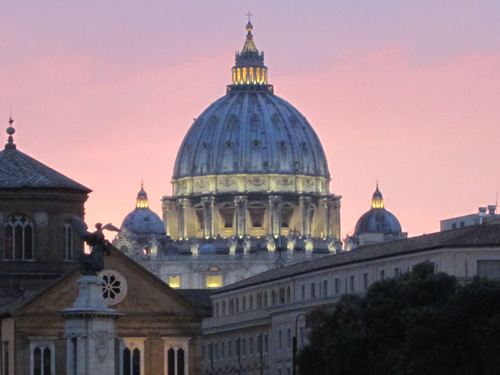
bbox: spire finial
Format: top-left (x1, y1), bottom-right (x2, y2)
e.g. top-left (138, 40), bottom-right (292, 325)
top-left (5, 115), bottom-right (16, 150)
top-left (246, 11), bottom-right (253, 23)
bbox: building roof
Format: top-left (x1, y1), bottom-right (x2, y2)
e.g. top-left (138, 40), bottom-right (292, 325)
top-left (213, 224), bottom-right (500, 294)
top-left (0, 146), bottom-right (91, 192)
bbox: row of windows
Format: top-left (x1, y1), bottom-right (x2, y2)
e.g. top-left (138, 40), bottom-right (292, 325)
top-left (195, 204), bottom-right (295, 230)
top-left (214, 286), bottom-right (292, 317)
top-left (300, 268), bottom-right (403, 300)
top-left (2, 215), bottom-right (76, 261)
top-left (204, 334), bottom-right (269, 363)
top-left (214, 266), bottom-right (412, 318)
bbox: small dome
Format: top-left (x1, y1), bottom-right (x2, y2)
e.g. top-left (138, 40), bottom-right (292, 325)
top-left (120, 185), bottom-right (166, 235)
top-left (354, 185), bottom-right (402, 235)
top-left (354, 209), bottom-right (402, 235)
top-left (199, 243), bottom-right (217, 255)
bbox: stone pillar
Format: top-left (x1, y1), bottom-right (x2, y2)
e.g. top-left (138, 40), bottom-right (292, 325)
top-left (234, 195), bottom-right (248, 238)
top-left (161, 197), bottom-right (175, 238)
top-left (176, 198), bottom-right (188, 240)
top-left (269, 195), bottom-right (282, 238)
top-left (61, 276), bottom-right (122, 375)
top-left (301, 196), bottom-right (313, 237)
top-left (201, 196), bottom-right (215, 238)
top-left (322, 198), bottom-right (332, 238)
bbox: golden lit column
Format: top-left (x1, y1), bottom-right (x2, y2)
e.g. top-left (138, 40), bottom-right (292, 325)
top-left (331, 198), bottom-right (341, 240)
top-left (234, 195), bottom-right (248, 237)
top-left (162, 198), bottom-right (176, 238)
top-left (176, 198), bottom-right (189, 240)
top-left (269, 195), bottom-right (282, 238)
top-left (322, 198), bottom-right (332, 238)
top-left (201, 196), bottom-right (215, 238)
top-left (302, 196), bottom-right (313, 237)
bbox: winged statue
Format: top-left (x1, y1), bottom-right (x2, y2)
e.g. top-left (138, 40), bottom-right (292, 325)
top-left (71, 217), bottom-right (120, 275)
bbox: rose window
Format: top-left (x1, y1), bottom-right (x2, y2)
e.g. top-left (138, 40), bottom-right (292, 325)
top-left (99, 269), bottom-right (127, 305)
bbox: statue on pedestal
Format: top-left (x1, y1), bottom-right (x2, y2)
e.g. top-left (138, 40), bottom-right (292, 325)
top-left (71, 217), bottom-right (120, 275)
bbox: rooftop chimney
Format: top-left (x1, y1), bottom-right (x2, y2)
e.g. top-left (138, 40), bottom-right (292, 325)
top-left (488, 205), bottom-right (496, 215)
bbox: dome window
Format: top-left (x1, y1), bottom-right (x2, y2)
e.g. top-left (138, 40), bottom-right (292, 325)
top-left (252, 140), bottom-right (261, 148)
top-left (281, 205), bottom-right (294, 228)
top-left (219, 205), bottom-right (235, 229)
top-left (248, 204), bottom-right (266, 228)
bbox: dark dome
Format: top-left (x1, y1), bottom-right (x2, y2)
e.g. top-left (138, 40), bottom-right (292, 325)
top-left (173, 92), bottom-right (329, 179)
top-left (121, 209), bottom-right (166, 235)
top-left (354, 208), bottom-right (402, 235)
top-left (354, 184), bottom-right (402, 235)
top-left (199, 243), bottom-right (217, 255)
top-left (120, 185), bottom-right (166, 235)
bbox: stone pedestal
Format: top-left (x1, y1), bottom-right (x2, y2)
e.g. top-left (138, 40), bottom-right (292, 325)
top-left (60, 276), bottom-right (123, 375)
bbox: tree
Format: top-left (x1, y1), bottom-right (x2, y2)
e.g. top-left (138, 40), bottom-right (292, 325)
top-left (297, 262), bottom-right (500, 375)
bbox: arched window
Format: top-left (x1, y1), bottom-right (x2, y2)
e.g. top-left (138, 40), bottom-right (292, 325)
top-left (263, 291), bottom-right (268, 307)
top-left (242, 296), bottom-right (246, 311)
top-left (219, 204), bottom-right (235, 229)
top-left (195, 205), bottom-right (204, 230)
top-left (248, 204), bottom-right (266, 228)
top-left (222, 300), bottom-right (226, 315)
top-left (281, 204), bottom-right (294, 228)
top-left (4, 215), bottom-right (34, 260)
top-left (286, 286), bottom-right (291, 303)
top-left (249, 294), bottom-right (253, 310)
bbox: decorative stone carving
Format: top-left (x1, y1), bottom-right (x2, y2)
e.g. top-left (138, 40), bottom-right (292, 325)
top-left (34, 211), bottom-right (48, 226)
top-left (91, 331), bottom-right (115, 362)
top-left (248, 176), bottom-right (265, 186)
top-left (221, 177), bottom-right (235, 187)
top-left (99, 269), bottom-right (127, 306)
top-left (278, 177), bottom-right (294, 186)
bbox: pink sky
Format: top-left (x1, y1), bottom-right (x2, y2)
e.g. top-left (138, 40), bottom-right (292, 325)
top-left (1, 2), bottom-right (500, 239)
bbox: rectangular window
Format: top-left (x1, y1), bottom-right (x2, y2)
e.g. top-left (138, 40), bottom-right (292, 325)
top-left (206, 275), bottom-right (223, 288)
top-left (228, 340), bottom-right (232, 358)
top-left (278, 330), bottom-right (282, 350)
top-left (214, 343), bottom-right (218, 360)
top-left (221, 342), bottom-right (225, 359)
top-left (380, 270), bottom-right (385, 280)
top-left (241, 338), bottom-right (246, 356)
top-left (363, 273), bottom-right (368, 290)
top-left (301, 284), bottom-right (305, 300)
top-left (334, 278), bottom-right (340, 294)
top-left (310, 283), bottom-right (316, 298)
top-left (394, 267), bottom-right (400, 278)
top-left (264, 335), bottom-right (269, 354)
top-left (350, 275), bottom-right (355, 292)
top-left (323, 280), bottom-right (328, 297)
top-left (64, 223), bottom-right (73, 260)
top-left (249, 337), bottom-right (253, 355)
top-left (168, 275), bottom-right (181, 288)
top-left (257, 335), bottom-right (262, 354)
top-left (287, 329), bottom-right (291, 349)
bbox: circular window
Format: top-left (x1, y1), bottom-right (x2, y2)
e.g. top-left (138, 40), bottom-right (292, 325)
top-left (99, 269), bottom-right (127, 306)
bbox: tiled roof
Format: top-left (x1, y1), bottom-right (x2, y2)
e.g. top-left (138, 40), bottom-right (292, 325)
top-left (214, 224), bottom-right (500, 294)
top-left (177, 289), bottom-right (213, 316)
top-left (0, 147), bottom-right (91, 192)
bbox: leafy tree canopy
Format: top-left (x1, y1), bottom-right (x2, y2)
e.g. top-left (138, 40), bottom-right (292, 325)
top-left (297, 261), bottom-right (500, 375)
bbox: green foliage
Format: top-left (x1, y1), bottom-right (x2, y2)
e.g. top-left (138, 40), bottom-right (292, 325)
top-left (297, 261), bottom-right (500, 375)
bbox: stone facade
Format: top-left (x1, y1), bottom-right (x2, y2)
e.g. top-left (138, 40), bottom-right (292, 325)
top-left (0, 247), bottom-right (208, 375)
